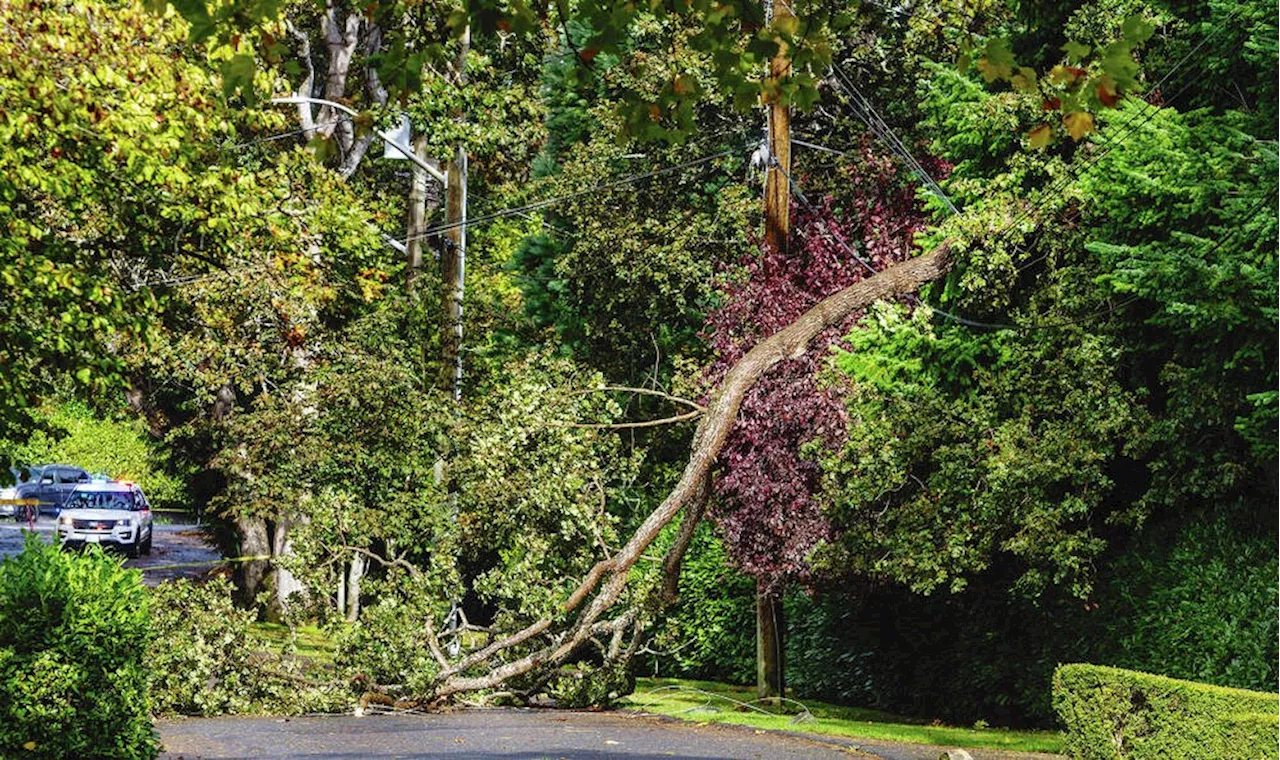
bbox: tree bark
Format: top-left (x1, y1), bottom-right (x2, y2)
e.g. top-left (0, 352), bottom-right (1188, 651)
top-left (405, 134), bottom-right (440, 284)
top-left (337, 22), bottom-right (389, 179)
top-left (233, 515), bottom-right (272, 609)
top-left (426, 242), bottom-right (954, 700)
top-left (267, 517), bottom-right (307, 623)
top-left (318, 0), bottom-right (361, 153)
top-left (346, 553), bottom-right (367, 622)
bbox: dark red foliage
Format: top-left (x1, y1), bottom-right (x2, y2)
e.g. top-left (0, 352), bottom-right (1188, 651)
top-left (703, 138), bottom-right (940, 585)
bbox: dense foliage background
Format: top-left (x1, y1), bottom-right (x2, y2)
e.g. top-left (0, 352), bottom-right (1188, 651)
top-left (0, 0), bottom-right (1273, 730)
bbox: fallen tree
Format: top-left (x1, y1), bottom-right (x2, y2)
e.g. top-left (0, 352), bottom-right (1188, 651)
top-left (382, 241), bottom-right (956, 703)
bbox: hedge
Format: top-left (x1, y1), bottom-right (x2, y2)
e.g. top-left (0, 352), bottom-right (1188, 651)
top-left (0, 536), bottom-right (157, 759)
top-left (1053, 663), bottom-right (1279, 760)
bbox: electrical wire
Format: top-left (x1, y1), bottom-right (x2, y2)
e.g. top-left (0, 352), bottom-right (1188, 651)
top-left (402, 144), bottom-right (746, 244)
top-left (825, 63), bottom-right (960, 216)
top-left (224, 116), bottom-right (351, 151)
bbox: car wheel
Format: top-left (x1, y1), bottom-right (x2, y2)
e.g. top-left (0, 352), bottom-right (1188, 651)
top-left (141, 533), bottom-right (152, 556)
top-left (126, 539), bottom-right (140, 558)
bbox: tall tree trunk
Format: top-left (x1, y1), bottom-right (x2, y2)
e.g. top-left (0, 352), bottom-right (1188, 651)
top-left (405, 134), bottom-right (439, 285)
top-left (346, 553), bottom-right (367, 622)
top-left (233, 515), bottom-right (272, 609)
top-left (267, 517), bottom-right (307, 623)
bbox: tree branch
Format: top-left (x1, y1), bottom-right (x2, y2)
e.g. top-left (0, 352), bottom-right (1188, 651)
top-left (428, 242), bottom-right (955, 699)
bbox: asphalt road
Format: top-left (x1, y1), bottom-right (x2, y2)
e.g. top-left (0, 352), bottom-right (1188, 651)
top-left (157, 709), bottom-right (1063, 760)
top-left (158, 709), bottom-right (872, 759)
top-left (0, 516), bottom-right (224, 585)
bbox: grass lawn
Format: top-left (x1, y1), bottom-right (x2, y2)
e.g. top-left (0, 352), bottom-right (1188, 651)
top-left (623, 677), bottom-right (1064, 754)
top-left (248, 622), bottom-right (337, 663)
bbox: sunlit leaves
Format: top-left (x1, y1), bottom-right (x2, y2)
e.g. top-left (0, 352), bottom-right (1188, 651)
top-left (1063, 111), bottom-right (1095, 141)
top-left (975, 37), bottom-right (1015, 83)
top-left (1061, 40), bottom-right (1091, 63)
top-left (1027, 124), bottom-right (1052, 149)
top-left (962, 15), bottom-right (1155, 147)
top-left (220, 53), bottom-right (257, 100)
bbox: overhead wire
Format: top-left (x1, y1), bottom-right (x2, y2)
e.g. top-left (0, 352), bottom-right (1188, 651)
top-left (402, 143), bottom-right (747, 244)
top-left (132, 137), bottom-right (748, 292)
top-left (825, 63), bottom-right (960, 215)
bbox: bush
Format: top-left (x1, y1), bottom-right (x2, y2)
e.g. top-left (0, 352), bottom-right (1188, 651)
top-left (8, 401), bottom-right (187, 509)
top-left (647, 525), bottom-right (755, 684)
top-left (149, 578), bottom-right (348, 715)
top-left (1053, 663), bottom-right (1280, 760)
top-left (333, 594), bottom-right (441, 696)
top-left (0, 536), bottom-right (156, 759)
top-left (1095, 512), bottom-right (1279, 692)
top-left (549, 663), bottom-right (635, 708)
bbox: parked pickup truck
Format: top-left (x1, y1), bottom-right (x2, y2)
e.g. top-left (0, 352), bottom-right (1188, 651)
top-left (11, 464), bottom-right (92, 519)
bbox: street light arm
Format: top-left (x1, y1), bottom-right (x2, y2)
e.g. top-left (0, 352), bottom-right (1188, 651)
top-left (271, 96), bottom-right (448, 185)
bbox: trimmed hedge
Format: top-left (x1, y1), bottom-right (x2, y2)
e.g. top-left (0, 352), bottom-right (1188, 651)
top-left (0, 536), bottom-right (157, 759)
top-left (1053, 663), bottom-right (1279, 760)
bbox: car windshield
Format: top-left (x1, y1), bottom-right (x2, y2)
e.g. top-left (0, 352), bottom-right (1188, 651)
top-left (67, 491), bottom-right (136, 510)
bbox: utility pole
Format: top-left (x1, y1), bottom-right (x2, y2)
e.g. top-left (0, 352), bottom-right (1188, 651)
top-left (758, 0), bottom-right (792, 702)
top-left (441, 142), bottom-right (467, 398)
top-left (441, 26), bottom-right (469, 400)
top-left (763, 0), bottom-right (792, 261)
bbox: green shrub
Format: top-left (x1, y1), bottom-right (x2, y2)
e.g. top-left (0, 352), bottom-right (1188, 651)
top-left (549, 663), bottom-right (635, 708)
top-left (647, 525), bottom-right (755, 684)
top-left (8, 401), bottom-right (188, 509)
top-left (1052, 663), bottom-right (1280, 760)
top-left (149, 578), bottom-right (348, 715)
top-left (1096, 513), bottom-right (1279, 692)
top-left (333, 594), bottom-right (441, 695)
top-left (0, 536), bottom-right (157, 759)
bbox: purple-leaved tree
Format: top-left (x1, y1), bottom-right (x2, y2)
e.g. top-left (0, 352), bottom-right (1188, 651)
top-left (704, 138), bottom-right (942, 587)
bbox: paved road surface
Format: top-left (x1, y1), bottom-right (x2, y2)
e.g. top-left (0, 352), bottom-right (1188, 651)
top-left (158, 709), bottom-right (1063, 760)
top-left (159, 709), bottom-right (873, 759)
top-left (0, 516), bottom-right (223, 585)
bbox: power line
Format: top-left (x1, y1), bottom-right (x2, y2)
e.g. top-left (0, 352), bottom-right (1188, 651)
top-left (771, 156), bottom-right (1014, 329)
top-left (826, 63), bottom-right (960, 215)
top-left (402, 145), bottom-right (745, 244)
top-left (223, 117), bottom-right (351, 151)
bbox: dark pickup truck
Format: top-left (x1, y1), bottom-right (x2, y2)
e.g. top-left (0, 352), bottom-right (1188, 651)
top-left (13, 464), bottom-right (91, 518)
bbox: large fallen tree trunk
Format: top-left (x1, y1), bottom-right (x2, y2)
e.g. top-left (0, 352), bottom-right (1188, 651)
top-left (417, 241), bottom-right (954, 700)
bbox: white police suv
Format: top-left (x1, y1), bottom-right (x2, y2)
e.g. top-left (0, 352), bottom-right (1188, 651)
top-left (57, 481), bottom-right (153, 557)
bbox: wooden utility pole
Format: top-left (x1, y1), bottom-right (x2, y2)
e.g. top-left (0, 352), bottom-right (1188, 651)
top-left (441, 26), bottom-right (469, 399)
top-left (757, 0), bottom-right (792, 702)
top-left (763, 0), bottom-right (792, 260)
top-left (441, 144), bottom-right (467, 398)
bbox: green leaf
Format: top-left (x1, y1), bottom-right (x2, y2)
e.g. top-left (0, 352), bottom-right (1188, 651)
top-left (1122, 15), bottom-right (1154, 44)
top-left (1061, 40), bottom-right (1091, 63)
top-left (169, 0), bottom-right (215, 42)
top-left (220, 54), bottom-right (257, 100)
